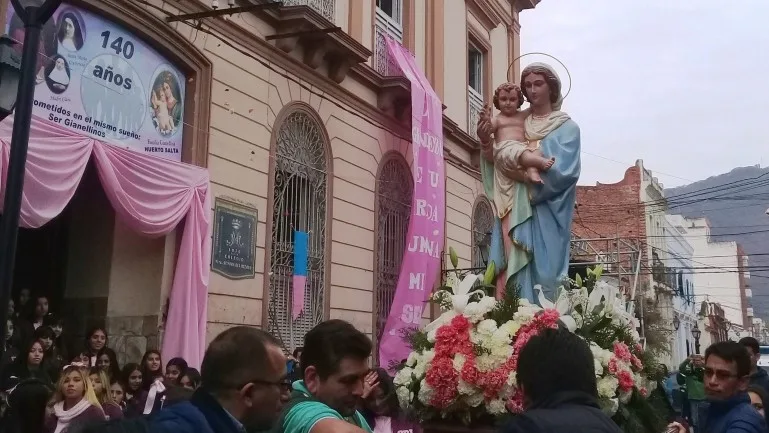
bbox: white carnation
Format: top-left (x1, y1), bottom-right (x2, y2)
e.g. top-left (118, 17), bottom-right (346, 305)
top-left (463, 302), bottom-right (485, 323)
top-left (412, 359), bottom-right (427, 379)
top-left (406, 352), bottom-right (419, 367)
top-left (489, 342), bottom-right (513, 360)
top-left (506, 371), bottom-right (517, 387)
top-left (453, 354), bottom-right (467, 372)
top-left (597, 376), bottom-right (618, 398)
top-left (393, 367), bottom-right (413, 386)
top-left (478, 296), bottom-right (498, 314)
top-left (486, 398), bottom-right (507, 414)
top-left (457, 379), bottom-right (476, 396)
top-left (594, 358), bottom-right (604, 376)
top-left (477, 319), bottom-right (498, 336)
top-left (475, 354), bottom-right (497, 372)
top-left (513, 303), bottom-right (541, 324)
top-left (417, 380), bottom-right (434, 405)
top-left (463, 392), bottom-right (485, 407)
top-left (396, 385), bottom-right (414, 408)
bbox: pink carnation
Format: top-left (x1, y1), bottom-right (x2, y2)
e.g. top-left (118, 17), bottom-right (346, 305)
top-left (617, 369), bottom-right (634, 391)
top-left (506, 391), bottom-right (524, 413)
top-left (425, 357), bottom-right (459, 408)
top-left (613, 342), bottom-right (632, 363)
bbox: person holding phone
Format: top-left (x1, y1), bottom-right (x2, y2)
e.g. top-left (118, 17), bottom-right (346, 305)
top-left (678, 354), bottom-right (706, 431)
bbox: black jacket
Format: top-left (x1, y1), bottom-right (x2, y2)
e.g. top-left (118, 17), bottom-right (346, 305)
top-left (750, 369), bottom-right (769, 396)
top-left (501, 391), bottom-right (622, 433)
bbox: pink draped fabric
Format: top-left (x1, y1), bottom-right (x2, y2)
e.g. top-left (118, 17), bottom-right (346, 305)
top-left (0, 116), bottom-right (211, 367)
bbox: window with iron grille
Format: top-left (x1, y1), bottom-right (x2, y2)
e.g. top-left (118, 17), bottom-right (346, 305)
top-left (471, 197), bottom-right (494, 269)
top-left (374, 154), bottom-right (413, 353)
top-left (267, 110), bottom-right (329, 351)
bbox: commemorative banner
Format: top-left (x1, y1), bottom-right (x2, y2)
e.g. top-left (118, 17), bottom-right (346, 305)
top-left (5, 3), bottom-right (186, 160)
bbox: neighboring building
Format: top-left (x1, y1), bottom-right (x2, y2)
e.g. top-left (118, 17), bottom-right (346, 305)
top-left (752, 317), bottom-right (769, 343)
top-left (1, 0), bottom-right (538, 362)
top-left (664, 215), bottom-right (697, 365)
top-left (679, 217), bottom-right (751, 332)
top-left (699, 301), bottom-right (729, 347)
top-left (571, 160), bottom-right (648, 295)
top-left (571, 160), bottom-right (679, 358)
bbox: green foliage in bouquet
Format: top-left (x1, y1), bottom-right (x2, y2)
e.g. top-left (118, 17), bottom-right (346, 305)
top-left (569, 267), bottom-right (667, 433)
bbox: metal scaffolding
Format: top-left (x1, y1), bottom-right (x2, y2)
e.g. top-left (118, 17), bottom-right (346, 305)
top-left (569, 233), bottom-right (642, 297)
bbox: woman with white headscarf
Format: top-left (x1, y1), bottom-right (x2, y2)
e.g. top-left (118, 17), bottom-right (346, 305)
top-left (57, 14), bottom-right (84, 52)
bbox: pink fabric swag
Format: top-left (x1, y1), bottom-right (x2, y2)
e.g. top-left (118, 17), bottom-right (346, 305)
top-left (0, 116), bottom-right (211, 367)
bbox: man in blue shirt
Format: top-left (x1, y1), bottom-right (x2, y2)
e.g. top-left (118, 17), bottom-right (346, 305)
top-left (670, 341), bottom-right (767, 433)
top-left (152, 327), bottom-right (291, 433)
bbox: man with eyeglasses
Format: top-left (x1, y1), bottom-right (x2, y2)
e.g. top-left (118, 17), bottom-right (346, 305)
top-left (151, 326), bottom-right (291, 433)
top-left (274, 320), bottom-right (374, 433)
top-left (669, 341), bottom-right (767, 433)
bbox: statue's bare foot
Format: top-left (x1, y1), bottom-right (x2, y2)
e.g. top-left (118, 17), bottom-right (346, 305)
top-left (527, 168), bottom-right (544, 184)
top-left (539, 157), bottom-right (555, 171)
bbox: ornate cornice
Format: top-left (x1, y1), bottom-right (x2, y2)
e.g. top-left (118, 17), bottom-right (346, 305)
top-left (514, 0), bottom-right (541, 12)
top-left (466, 0), bottom-right (504, 32)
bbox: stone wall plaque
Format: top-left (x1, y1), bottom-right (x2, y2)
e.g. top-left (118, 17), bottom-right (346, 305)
top-left (211, 197), bottom-right (257, 279)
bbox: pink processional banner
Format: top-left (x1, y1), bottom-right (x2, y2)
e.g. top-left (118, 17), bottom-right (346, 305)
top-left (379, 39), bottom-right (446, 368)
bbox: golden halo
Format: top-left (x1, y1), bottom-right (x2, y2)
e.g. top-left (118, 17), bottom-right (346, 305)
top-left (507, 52), bottom-right (572, 101)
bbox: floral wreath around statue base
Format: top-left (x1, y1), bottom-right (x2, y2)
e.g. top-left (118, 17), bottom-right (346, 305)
top-left (393, 247), bottom-right (667, 433)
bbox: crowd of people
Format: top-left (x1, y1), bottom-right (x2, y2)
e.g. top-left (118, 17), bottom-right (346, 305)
top-left (3, 290), bottom-right (769, 433)
top-left (1, 291), bottom-right (203, 432)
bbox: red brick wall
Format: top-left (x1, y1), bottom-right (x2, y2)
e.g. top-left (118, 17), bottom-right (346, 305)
top-left (572, 165), bottom-right (649, 287)
top-left (573, 166), bottom-right (643, 238)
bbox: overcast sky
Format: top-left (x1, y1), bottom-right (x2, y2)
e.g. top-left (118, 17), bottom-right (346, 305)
top-left (520, 0), bottom-right (769, 188)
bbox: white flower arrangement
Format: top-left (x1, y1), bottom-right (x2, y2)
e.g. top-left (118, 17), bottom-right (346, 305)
top-left (395, 250), bottom-right (659, 428)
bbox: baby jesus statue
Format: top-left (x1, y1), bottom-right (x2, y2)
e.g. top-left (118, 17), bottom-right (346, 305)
top-left (479, 82), bottom-right (555, 185)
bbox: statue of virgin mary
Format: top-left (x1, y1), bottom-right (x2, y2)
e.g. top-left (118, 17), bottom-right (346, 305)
top-left (478, 62), bottom-right (581, 304)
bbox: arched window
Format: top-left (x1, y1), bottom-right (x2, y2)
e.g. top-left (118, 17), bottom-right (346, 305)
top-left (374, 154), bottom-right (413, 349)
top-left (471, 196), bottom-right (494, 269)
top-left (267, 108), bottom-right (329, 350)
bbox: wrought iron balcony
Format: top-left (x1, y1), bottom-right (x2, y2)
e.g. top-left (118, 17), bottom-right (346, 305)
top-left (283, 0), bottom-right (335, 23)
top-left (374, 7), bottom-right (403, 76)
top-left (468, 87), bottom-right (483, 140)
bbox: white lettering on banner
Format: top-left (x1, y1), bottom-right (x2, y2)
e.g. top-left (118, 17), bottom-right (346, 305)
top-left (412, 127), bottom-right (442, 157)
top-left (407, 236), bottom-right (440, 258)
top-left (415, 199), bottom-right (439, 222)
top-left (429, 170), bottom-right (440, 188)
top-left (415, 166), bottom-right (422, 183)
top-left (408, 272), bottom-right (425, 291)
top-left (401, 304), bottom-right (423, 324)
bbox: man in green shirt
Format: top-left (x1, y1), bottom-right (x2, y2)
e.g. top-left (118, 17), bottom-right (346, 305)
top-left (276, 320), bottom-right (374, 433)
top-left (677, 354), bottom-right (705, 432)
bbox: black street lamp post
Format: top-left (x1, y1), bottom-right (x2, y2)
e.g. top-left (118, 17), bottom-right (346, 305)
top-left (0, 0), bottom-right (62, 360)
top-left (692, 322), bottom-right (702, 354)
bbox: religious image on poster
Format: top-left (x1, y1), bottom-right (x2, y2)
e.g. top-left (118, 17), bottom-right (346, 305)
top-left (4, 2), bottom-right (186, 161)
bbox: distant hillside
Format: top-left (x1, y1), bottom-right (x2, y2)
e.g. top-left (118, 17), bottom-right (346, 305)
top-left (665, 165), bottom-right (769, 322)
